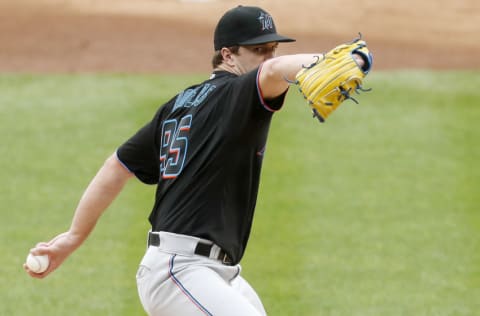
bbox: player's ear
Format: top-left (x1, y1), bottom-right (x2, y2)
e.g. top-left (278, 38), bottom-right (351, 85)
top-left (221, 47), bottom-right (235, 66)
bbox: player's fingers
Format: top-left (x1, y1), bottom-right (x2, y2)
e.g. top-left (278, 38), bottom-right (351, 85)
top-left (31, 232), bottom-right (69, 253)
top-left (34, 241), bottom-right (49, 249)
top-left (23, 262), bottom-right (49, 279)
top-left (30, 244), bottom-right (50, 256)
top-left (352, 53), bottom-right (365, 67)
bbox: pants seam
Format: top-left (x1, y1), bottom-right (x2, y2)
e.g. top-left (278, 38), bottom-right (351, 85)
top-left (168, 254), bottom-right (213, 316)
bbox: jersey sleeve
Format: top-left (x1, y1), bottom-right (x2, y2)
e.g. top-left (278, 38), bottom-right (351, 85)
top-left (233, 66), bottom-right (288, 114)
top-left (116, 114), bottom-right (160, 185)
top-left (255, 64), bottom-right (288, 112)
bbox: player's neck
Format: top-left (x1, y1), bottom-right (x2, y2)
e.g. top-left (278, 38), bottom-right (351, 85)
top-left (214, 64), bottom-right (242, 76)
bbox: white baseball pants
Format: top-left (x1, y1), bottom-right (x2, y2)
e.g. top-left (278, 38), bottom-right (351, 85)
top-left (136, 231), bottom-right (267, 316)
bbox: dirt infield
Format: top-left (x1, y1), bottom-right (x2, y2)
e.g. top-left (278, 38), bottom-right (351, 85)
top-left (1, 0), bottom-right (479, 73)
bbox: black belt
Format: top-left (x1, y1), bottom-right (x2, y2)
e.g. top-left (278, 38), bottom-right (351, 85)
top-left (147, 232), bottom-right (233, 265)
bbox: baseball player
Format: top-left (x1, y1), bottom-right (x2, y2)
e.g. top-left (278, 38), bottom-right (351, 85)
top-left (24, 5), bottom-right (370, 316)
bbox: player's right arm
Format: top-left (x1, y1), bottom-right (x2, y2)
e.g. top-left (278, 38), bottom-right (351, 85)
top-left (24, 153), bottom-right (134, 278)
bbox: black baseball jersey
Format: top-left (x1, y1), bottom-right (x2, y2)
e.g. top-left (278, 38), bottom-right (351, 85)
top-left (117, 68), bottom-right (287, 264)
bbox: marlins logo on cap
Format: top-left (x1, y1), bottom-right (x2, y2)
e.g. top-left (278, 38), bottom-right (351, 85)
top-left (213, 6), bottom-right (295, 50)
top-left (258, 12), bottom-right (274, 31)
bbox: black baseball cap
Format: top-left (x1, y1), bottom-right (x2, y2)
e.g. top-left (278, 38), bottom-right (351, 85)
top-left (214, 5), bottom-right (295, 50)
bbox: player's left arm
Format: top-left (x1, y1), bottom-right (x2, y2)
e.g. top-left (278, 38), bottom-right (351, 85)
top-left (258, 53), bottom-right (366, 99)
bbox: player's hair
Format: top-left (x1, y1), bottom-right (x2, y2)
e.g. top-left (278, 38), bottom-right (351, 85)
top-left (211, 46), bottom-right (240, 68)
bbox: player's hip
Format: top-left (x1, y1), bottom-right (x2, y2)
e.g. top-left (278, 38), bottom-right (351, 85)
top-left (136, 232), bottom-right (246, 315)
top-left (136, 231), bottom-right (241, 287)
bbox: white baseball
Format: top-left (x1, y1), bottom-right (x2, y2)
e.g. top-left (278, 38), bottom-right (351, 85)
top-left (26, 253), bottom-right (50, 273)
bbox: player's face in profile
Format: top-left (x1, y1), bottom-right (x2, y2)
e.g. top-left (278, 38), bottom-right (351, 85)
top-left (235, 42), bottom-right (279, 74)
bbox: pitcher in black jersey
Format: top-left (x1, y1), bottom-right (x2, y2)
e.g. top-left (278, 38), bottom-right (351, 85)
top-left (25, 5), bottom-right (366, 316)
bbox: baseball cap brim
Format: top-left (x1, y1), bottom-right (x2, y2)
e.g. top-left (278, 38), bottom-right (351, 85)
top-left (238, 33), bottom-right (296, 46)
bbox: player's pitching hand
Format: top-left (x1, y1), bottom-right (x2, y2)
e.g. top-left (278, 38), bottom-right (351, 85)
top-left (24, 232), bottom-right (81, 279)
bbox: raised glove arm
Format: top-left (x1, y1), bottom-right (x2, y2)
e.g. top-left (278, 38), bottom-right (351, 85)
top-left (295, 34), bottom-right (373, 122)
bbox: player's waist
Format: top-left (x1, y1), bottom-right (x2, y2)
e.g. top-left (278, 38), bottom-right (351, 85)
top-left (147, 231), bottom-right (234, 265)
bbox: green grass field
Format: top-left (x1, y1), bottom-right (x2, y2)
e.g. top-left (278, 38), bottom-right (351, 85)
top-left (1, 71), bottom-right (479, 315)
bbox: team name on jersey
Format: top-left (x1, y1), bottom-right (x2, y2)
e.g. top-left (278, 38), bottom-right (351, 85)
top-left (172, 83), bottom-right (217, 112)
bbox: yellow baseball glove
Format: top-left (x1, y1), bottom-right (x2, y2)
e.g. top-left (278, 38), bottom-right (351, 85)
top-left (295, 34), bottom-right (373, 122)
